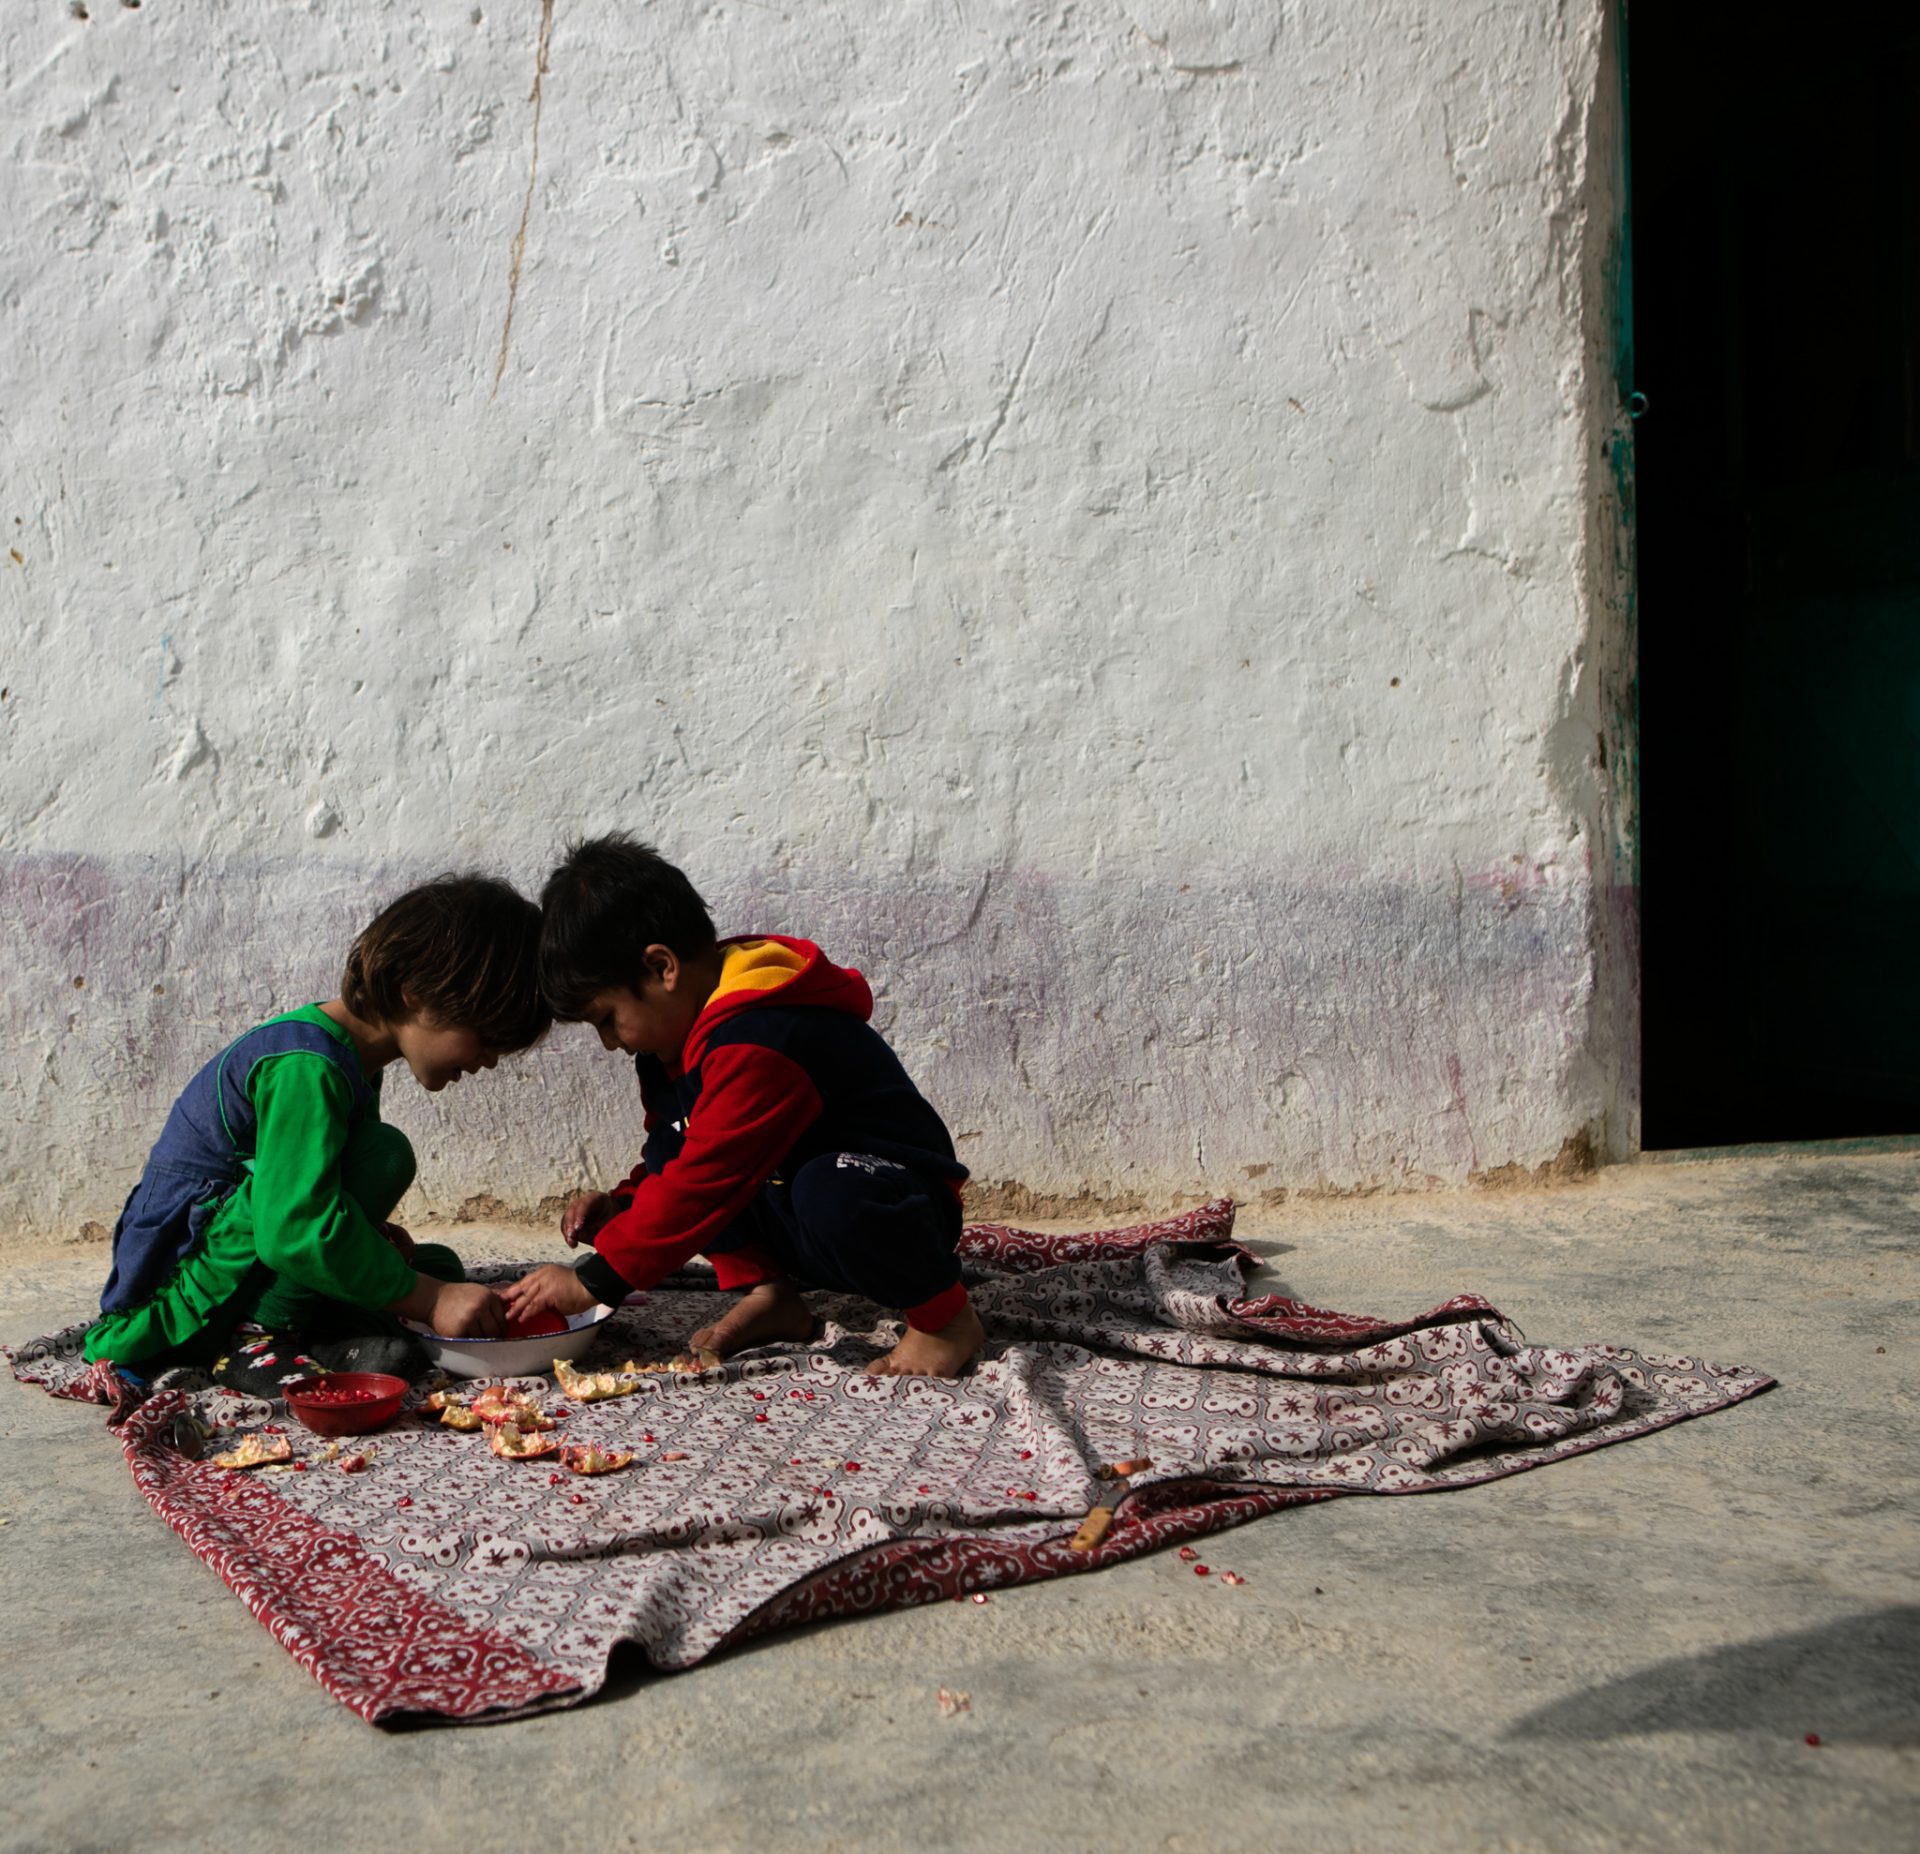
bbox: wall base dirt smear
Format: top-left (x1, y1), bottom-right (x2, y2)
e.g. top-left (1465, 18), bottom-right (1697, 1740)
top-left (1468, 1131), bottom-right (1601, 1192)
top-left (961, 1181), bottom-right (1153, 1223)
top-left (9, 852), bottom-right (1618, 1237)
top-left (0, 3), bottom-right (1631, 1242)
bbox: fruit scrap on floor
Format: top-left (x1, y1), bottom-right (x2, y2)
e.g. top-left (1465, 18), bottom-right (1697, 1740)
top-left (553, 1358), bottom-right (637, 1403)
top-left (1096, 1457), bottom-right (1153, 1479)
top-left (212, 1433), bottom-right (292, 1471)
top-left (471, 1385), bottom-right (554, 1428)
top-left (1070, 1505), bottom-right (1115, 1552)
top-left (422, 1386), bottom-right (487, 1429)
top-left (936, 1688), bottom-right (971, 1718)
top-left (337, 1449), bottom-right (374, 1474)
top-left (560, 1443), bottom-right (633, 1475)
top-left (489, 1421), bottom-right (563, 1461)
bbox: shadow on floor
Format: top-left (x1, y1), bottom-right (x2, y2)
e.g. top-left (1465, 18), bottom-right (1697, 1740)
top-left (1506, 1606), bottom-right (1920, 1747)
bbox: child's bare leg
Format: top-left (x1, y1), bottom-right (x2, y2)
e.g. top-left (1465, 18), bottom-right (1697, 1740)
top-left (689, 1279), bottom-right (813, 1358)
top-left (866, 1299), bottom-right (986, 1379)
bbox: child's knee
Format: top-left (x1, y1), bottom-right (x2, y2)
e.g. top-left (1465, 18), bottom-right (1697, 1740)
top-left (409, 1242), bottom-right (466, 1285)
top-left (786, 1153), bottom-right (960, 1304)
top-left (789, 1152), bottom-right (925, 1231)
top-left (340, 1122), bottom-right (418, 1221)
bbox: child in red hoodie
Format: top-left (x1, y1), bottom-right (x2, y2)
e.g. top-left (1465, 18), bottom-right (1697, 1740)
top-left (502, 835), bottom-right (983, 1377)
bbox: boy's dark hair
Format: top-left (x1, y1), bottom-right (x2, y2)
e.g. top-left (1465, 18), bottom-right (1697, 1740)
top-left (538, 833), bottom-right (718, 1018)
top-left (342, 874), bottom-right (551, 1052)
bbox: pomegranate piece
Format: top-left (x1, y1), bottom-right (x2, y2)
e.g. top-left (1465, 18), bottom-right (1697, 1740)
top-left (502, 1310), bottom-right (567, 1340)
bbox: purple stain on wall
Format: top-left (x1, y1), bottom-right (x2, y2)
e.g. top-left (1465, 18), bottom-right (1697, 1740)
top-left (1, 852), bottom-right (1615, 1233)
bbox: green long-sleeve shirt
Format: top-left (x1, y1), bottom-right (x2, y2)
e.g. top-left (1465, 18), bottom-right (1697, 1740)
top-left (85, 1006), bottom-right (415, 1363)
top-left (243, 1007), bottom-right (416, 1309)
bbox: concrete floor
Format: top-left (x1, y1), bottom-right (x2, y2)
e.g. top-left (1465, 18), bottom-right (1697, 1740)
top-left (2, 1148), bottom-right (1915, 1854)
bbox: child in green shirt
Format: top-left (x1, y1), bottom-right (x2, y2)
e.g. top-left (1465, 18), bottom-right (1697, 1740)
top-left (84, 874), bottom-right (550, 1390)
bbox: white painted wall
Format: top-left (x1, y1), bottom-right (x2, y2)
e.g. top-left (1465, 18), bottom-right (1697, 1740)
top-left (0, 0), bottom-right (1634, 1241)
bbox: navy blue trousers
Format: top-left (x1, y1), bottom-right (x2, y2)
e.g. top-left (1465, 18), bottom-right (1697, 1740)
top-left (704, 1152), bottom-right (963, 1317)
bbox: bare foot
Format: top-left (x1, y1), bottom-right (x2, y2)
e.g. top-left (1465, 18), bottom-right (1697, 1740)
top-left (689, 1280), bottom-right (813, 1358)
top-left (865, 1302), bottom-right (986, 1378)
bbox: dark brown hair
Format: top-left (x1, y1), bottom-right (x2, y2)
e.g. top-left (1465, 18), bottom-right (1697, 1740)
top-left (538, 833), bottom-right (717, 1018)
top-left (342, 874), bottom-right (551, 1052)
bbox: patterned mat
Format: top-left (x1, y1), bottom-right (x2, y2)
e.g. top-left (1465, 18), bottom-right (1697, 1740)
top-left (6, 1202), bottom-right (1773, 1724)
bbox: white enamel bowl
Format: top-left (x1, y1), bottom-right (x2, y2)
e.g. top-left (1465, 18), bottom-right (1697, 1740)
top-left (404, 1304), bottom-right (618, 1380)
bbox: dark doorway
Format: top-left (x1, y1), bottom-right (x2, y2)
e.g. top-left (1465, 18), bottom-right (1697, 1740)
top-left (1633, 7), bottom-right (1920, 1147)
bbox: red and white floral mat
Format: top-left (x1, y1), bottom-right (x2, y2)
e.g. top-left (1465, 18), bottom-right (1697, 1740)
top-left (6, 1202), bottom-right (1773, 1725)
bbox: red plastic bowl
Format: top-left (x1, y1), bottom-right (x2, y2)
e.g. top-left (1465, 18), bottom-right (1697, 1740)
top-left (283, 1371), bottom-right (408, 1436)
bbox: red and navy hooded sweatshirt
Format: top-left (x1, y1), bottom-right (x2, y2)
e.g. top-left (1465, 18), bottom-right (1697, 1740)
top-left (571, 936), bottom-right (968, 1305)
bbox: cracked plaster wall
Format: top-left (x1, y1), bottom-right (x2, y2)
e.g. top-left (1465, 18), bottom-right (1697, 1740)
top-left (0, 0), bottom-right (1634, 1241)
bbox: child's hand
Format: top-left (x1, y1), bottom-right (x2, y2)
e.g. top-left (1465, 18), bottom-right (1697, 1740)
top-left (560, 1191), bottom-right (618, 1248)
top-left (501, 1264), bottom-right (599, 1323)
top-left (419, 1279), bottom-right (507, 1339)
top-left (380, 1220), bottom-right (418, 1263)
